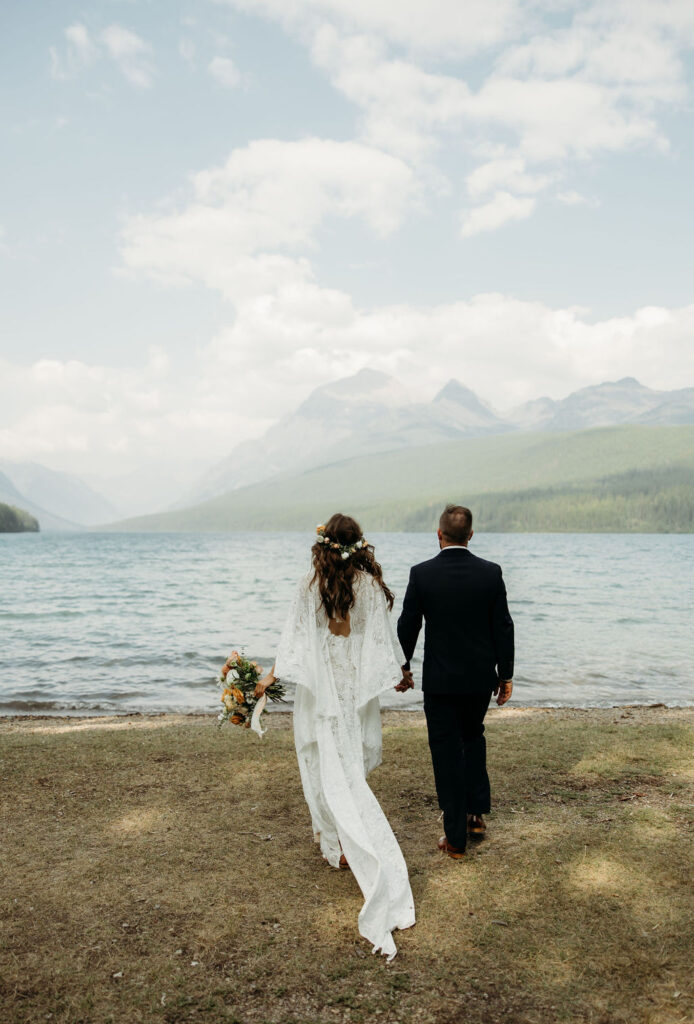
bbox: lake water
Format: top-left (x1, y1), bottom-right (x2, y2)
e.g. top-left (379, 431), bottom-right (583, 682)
top-left (1, 532), bottom-right (692, 715)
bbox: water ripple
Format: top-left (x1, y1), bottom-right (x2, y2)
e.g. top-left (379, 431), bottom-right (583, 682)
top-left (1, 530), bottom-right (692, 714)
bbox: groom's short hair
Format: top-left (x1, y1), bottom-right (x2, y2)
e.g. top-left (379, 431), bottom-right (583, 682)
top-left (439, 504), bottom-right (473, 544)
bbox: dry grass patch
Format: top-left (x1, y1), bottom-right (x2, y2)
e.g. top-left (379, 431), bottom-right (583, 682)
top-left (1, 707), bottom-right (693, 1024)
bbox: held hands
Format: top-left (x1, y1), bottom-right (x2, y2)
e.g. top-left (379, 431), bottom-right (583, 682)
top-left (494, 679), bottom-right (513, 706)
top-left (394, 668), bottom-right (415, 693)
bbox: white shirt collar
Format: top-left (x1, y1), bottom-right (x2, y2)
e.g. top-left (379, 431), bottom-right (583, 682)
top-left (440, 545), bottom-right (469, 551)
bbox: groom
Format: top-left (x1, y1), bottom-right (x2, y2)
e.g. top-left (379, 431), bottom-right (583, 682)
top-left (397, 504), bottom-right (514, 859)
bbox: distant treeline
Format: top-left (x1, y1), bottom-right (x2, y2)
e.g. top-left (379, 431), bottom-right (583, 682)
top-left (0, 502), bottom-right (40, 533)
top-left (395, 467), bottom-right (694, 534)
top-left (108, 427), bottom-right (694, 534)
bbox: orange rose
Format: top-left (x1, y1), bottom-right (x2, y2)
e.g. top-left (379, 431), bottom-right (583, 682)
top-left (231, 687), bottom-right (245, 704)
top-left (221, 664), bottom-right (230, 678)
top-left (230, 714), bottom-right (244, 725)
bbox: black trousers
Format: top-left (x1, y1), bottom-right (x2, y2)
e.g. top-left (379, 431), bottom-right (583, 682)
top-left (423, 690), bottom-right (493, 850)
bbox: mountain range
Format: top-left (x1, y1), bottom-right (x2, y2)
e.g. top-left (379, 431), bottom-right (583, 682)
top-left (182, 370), bottom-right (694, 505)
top-left (0, 468), bottom-right (82, 531)
top-left (107, 424), bottom-right (694, 534)
top-left (0, 460), bottom-right (117, 528)
top-left (3, 371), bottom-right (694, 530)
top-left (0, 460), bottom-right (191, 530)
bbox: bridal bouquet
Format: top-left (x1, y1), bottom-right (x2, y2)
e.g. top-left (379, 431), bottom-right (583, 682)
top-left (218, 650), bottom-right (285, 736)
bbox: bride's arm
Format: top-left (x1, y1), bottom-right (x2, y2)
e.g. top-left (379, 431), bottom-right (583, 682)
top-left (254, 664), bottom-right (277, 698)
top-left (257, 571), bottom-right (312, 698)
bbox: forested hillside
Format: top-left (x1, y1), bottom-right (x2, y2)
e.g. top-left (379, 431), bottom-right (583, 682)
top-left (106, 425), bottom-right (694, 533)
top-left (0, 503), bottom-right (40, 533)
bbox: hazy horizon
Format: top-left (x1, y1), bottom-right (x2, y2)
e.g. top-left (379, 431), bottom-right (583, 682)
top-left (2, 1), bottom-right (694, 484)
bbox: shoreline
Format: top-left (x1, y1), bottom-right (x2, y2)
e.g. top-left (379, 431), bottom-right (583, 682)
top-left (2, 703), bottom-right (691, 731)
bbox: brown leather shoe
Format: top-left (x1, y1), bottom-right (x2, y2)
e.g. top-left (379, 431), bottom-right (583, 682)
top-left (438, 835), bottom-right (466, 859)
top-left (339, 853), bottom-right (350, 870)
top-left (467, 814), bottom-right (486, 840)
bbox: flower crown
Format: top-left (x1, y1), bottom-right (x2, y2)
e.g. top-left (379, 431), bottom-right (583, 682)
top-left (316, 524), bottom-right (369, 560)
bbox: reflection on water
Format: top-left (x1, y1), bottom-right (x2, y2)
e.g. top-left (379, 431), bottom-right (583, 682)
top-left (1, 531), bottom-right (692, 714)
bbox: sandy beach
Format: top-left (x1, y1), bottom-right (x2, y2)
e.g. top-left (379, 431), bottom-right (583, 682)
top-left (2, 705), bottom-right (692, 1024)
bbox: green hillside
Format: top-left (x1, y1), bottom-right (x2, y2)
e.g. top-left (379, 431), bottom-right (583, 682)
top-left (107, 425), bottom-right (694, 533)
top-left (0, 502), bottom-right (40, 533)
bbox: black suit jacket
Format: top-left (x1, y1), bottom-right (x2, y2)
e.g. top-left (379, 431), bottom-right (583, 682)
top-left (397, 547), bottom-right (514, 695)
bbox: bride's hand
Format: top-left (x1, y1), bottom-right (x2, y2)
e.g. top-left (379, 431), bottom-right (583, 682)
top-left (254, 674), bottom-right (274, 698)
top-left (394, 670), bottom-right (414, 692)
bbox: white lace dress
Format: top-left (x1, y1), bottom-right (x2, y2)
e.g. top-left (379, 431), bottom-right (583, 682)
top-left (273, 571), bottom-right (416, 960)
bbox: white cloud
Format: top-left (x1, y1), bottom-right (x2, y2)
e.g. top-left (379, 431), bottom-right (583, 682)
top-left (208, 55), bottom-right (241, 87)
top-left (49, 22), bottom-right (155, 88)
top-left (49, 22), bottom-right (98, 80)
top-left (188, 292), bottom-right (694, 419)
top-left (100, 25), bottom-right (155, 87)
top-left (466, 156), bottom-right (553, 199)
top-left (179, 38), bottom-right (197, 67)
top-left (0, 349), bottom-right (170, 465)
top-left (5, 295), bottom-right (694, 475)
top-left (219, 0), bottom-right (694, 235)
top-left (119, 137), bottom-right (417, 299)
top-left (497, 2), bottom-right (694, 94)
top-left (65, 23), bottom-right (98, 64)
top-left (556, 190), bottom-right (598, 207)
top-left (467, 76), bottom-right (664, 163)
top-left (220, 0), bottom-right (524, 56)
top-left (310, 25), bottom-right (469, 160)
top-left (461, 191), bottom-right (536, 237)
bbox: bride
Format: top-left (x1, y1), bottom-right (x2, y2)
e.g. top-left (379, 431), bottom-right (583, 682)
top-left (254, 513), bottom-right (416, 960)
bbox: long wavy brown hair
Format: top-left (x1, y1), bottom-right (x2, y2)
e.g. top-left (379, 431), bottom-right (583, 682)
top-left (311, 513), bottom-right (394, 620)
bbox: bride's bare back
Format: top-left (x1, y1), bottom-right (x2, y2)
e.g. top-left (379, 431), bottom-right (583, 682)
top-left (328, 611), bottom-right (351, 636)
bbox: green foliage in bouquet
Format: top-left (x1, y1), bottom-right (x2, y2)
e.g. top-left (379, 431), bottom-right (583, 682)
top-left (218, 650), bottom-right (285, 730)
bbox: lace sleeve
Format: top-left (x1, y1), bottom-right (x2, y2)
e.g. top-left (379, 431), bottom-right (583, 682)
top-left (354, 575), bottom-right (406, 709)
top-left (273, 572), bottom-right (315, 685)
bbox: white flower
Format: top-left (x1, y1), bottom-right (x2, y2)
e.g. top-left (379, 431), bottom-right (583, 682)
top-left (217, 713), bottom-right (224, 720)
top-left (230, 669), bottom-right (240, 680)
top-left (341, 551), bottom-right (349, 560)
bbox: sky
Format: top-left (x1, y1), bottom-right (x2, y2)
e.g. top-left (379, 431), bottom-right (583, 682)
top-left (1, 0), bottom-right (694, 484)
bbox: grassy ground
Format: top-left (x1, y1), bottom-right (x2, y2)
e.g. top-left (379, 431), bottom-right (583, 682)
top-left (1, 707), bottom-right (692, 1024)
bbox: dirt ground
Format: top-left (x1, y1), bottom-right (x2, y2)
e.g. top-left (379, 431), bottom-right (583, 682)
top-left (1, 705), bottom-right (692, 1024)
